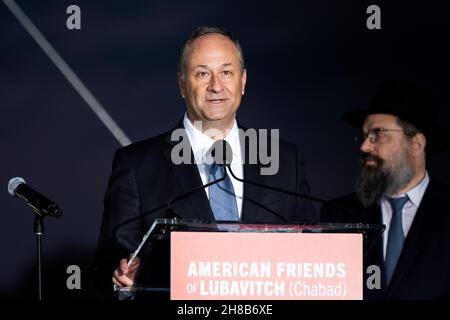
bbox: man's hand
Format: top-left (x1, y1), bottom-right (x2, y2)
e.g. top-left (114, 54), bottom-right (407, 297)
top-left (112, 256), bottom-right (141, 287)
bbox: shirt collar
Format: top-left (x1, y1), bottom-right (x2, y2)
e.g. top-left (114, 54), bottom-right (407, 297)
top-left (406, 171), bottom-right (430, 207)
top-left (183, 113), bottom-right (241, 165)
top-left (382, 171), bottom-right (430, 207)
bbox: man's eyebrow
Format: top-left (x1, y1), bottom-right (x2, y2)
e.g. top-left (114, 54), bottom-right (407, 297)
top-left (192, 64), bottom-right (209, 70)
top-left (193, 63), bottom-right (234, 69)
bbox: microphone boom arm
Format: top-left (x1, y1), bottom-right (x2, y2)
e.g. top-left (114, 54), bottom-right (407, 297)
top-left (225, 165), bottom-right (327, 204)
top-left (225, 165), bottom-right (359, 217)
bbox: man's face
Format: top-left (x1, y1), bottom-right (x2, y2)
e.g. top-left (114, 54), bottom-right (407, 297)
top-left (356, 114), bottom-right (415, 207)
top-left (178, 33), bottom-right (247, 126)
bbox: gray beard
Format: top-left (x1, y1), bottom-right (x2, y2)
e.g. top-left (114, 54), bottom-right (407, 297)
top-left (356, 155), bottom-right (415, 208)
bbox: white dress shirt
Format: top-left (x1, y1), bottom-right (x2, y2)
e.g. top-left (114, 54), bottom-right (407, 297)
top-left (381, 171), bottom-right (430, 259)
top-left (183, 113), bottom-right (244, 218)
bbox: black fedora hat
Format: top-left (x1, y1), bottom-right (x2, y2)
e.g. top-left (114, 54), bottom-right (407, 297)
top-left (342, 80), bottom-right (450, 151)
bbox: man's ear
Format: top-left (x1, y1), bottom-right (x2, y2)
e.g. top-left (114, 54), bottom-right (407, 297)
top-left (241, 69), bottom-right (247, 95)
top-left (177, 72), bottom-right (186, 98)
top-left (411, 133), bottom-right (427, 158)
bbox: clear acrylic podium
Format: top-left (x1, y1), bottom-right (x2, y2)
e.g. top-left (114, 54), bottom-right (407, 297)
top-left (115, 218), bottom-right (385, 299)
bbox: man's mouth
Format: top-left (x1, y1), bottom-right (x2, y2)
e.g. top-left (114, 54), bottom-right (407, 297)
top-left (361, 154), bottom-right (382, 167)
top-left (364, 159), bottom-right (378, 167)
top-left (206, 98), bottom-right (227, 104)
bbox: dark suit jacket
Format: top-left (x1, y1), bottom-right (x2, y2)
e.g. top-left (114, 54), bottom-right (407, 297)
top-left (92, 122), bottom-right (317, 298)
top-left (321, 178), bottom-right (450, 300)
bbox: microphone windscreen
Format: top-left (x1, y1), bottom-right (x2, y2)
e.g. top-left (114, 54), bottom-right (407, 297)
top-left (211, 140), bottom-right (233, 166)
top-left (7, 177), bottom-right (26, 196)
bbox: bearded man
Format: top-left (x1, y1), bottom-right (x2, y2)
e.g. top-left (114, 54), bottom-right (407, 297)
top-left (321, 80), bottom-right (450, 300)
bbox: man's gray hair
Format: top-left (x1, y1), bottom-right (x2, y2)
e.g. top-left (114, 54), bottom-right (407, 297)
top-left (177, 26), bottom-right (245, 77)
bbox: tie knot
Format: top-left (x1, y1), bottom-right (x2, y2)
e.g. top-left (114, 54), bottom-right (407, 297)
top-left (388, 196), bottom-right (409, 214)
top-left (209, 162), bottom-right (224, 179)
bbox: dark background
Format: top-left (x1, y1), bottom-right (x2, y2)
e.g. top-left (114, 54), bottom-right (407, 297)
top-left (1, 0), bottom-right (449, 300)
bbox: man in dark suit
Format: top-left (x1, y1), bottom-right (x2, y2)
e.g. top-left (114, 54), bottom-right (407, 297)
top-left (92, 26), bottom-right (316, 298)
top-left (321, 80), bottom-right (450, 299)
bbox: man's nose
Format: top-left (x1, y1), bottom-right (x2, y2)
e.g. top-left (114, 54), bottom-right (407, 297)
top-left (207, 74), bottom-right (224, 92)
top-left (360, 137), bottom-right (375, 153)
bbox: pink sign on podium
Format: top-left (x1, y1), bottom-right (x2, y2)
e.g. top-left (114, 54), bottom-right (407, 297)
top-left (171, 232), bottom-right (363, 300)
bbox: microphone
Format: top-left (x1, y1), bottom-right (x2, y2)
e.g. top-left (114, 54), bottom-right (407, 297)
top-left (8, 177), bottom-right (63, 218)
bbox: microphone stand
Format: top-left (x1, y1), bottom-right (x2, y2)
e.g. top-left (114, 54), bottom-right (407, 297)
top-left (33, 214), bottom-right (44, 301)
top-left (7, 178), bottom-right (63, 301)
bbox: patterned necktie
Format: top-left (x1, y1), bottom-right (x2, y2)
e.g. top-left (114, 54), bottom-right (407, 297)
top-left (385, 196), bottom-right (409, 286)
top-left (208, 162), bottom-right (239, 221)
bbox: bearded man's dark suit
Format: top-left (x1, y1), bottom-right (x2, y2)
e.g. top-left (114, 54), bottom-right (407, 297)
top-left (321, 178), bottom-right (450, 300)
top-left (92, 121), bottom-right (317, 298)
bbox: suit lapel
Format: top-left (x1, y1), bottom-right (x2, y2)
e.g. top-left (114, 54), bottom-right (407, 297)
top-left (238, 125), bottom-right (268, 222)
top-left (162, 122), bottom-right (214, 222)
top-left (241, 162), bottom-right (266, 222)
top-left (386, 180), bottom-right (438, 296)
